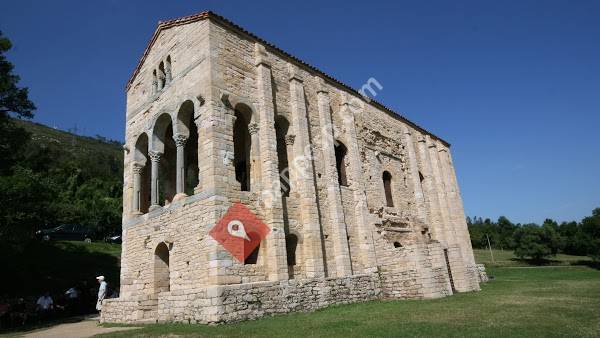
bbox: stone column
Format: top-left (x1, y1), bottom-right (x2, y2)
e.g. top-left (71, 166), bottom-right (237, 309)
top-left (426, 135), bottom-right (453, 246)
top-left (340, 97), bottom-right (377, 273)
top-left (415, 135), bottom-right (444, 243)
top-left (148, 150), bottom-right (162, 210)
top-left (288, 65), bottom-right (325, 278)
top-left (193, 116), bottom-right (204, 193)
top-left (131, 162), bottom-right (143, 215)
top-left (316, 78), bottom-right (353, 277)
top-left (284, 134), bottom-right (296, 193)
top-left (248, 122), bottom-right (261, 192)
top-left (254, 43), bottom-right (288, 281)
top-left (401, 125), bottom-right (428, 224)
top-left (173, 133), bottom-right (188, 200)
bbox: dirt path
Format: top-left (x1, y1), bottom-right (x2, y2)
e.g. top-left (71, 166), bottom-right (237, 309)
top-left (21, 316), bottom-right (139, 338)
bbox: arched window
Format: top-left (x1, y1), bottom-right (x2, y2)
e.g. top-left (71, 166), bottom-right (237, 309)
top-left (233, 106), bottom-right (252, 191)
top-left (158, 61), bottom-right (166, 89)
top-left (152, 69), bottom-right (158, 94)
top-left (176, 100), bottom-right (199, 195)
top-left (154, 242), bottom-right (170, 293)
top-left (334, 141), bottom-right (348, 186)
top-left (275, 116), bottom-right (290, 196)
top-left (134, 133), bottom-right (150, 213)
top-left (383, 171), bottom-right (394, 207)
top-left (165, 56), bottom-right (172, 83)
top-left (153, 113), bottom-right (176, 205)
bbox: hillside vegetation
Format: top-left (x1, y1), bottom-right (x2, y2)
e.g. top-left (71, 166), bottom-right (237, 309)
top-left (0, 118), bottom-right (124, 246)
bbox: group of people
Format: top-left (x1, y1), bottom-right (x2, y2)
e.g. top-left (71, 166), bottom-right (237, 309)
top-left (0, 275), bottom-right (113, 329)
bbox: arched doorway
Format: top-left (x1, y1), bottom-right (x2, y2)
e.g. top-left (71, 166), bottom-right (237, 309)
top-left (154, 242), bottom-right (170, 294)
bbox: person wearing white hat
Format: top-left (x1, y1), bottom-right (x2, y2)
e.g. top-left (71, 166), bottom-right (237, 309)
top-left (95, 275), bottom-right (107, 312)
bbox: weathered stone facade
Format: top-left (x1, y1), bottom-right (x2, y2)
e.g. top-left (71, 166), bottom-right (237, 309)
top-left (101, 12), bottom-right (480, 324)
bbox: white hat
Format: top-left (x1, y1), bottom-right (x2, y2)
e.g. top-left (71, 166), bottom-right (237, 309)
top-left (96, 275), bottom-right (105, 281)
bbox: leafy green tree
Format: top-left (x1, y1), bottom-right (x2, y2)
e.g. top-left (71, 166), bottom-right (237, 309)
top-left (581, 208), bottom-right (600, 262)
top-left (0, 167), bottom-right (54, 247)
top-left (513, 224), bottom-right (560, 262)
top-left (0, 31), bottom-right (36, 173)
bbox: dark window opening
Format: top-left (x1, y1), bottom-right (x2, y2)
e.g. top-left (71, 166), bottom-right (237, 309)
top-left (245, 232), bottom-right (260, 265)
top-left (334, 142), bottom-right (348, 186)
top-left (285, 234), bottom-right (298, 266)
top-left (393, 241), bottom-right (402, 248)
top-left (383, 171), bottom-right (394, 207)
top-left (233, 109), bottom-right (252, 191)
top-left (275, 117), bottom-right (290, 196)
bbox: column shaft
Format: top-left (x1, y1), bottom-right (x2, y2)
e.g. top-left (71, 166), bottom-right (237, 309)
top-left (254, 44), bottom-right (288, 281)
top-left (132, 163), bottom-right (143, 214)
top-left (316, 83), bottom-right (353, 277)
top-left (401, 125), bottom-right (428, 224)
top-left (173, 134), bottom-right (188, 198)
top-left (341, 100), bottom-right (377, 273)
top-left (416, 136), bottom-right (444, 243)
top-left (288, 70), bottom-right (324, 278)
top-left (148, 151), bottom-right (162, 210)
top-left (426, 135), bottom-right (453, 246)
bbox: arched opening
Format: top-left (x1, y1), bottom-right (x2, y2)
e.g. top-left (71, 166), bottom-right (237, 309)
top-left (285, 234), bottom-right (298, 266)
top-left (334, 141), bottom-right (348, 186)
top-left (393, 241), bottom-right (402, 248)
top-left (383, 171), bottom-right (394, 207)
top-left (134, 133), bottom-right (150, 213)
top-left (275, 116), bottom-right (290, 196)
top-left (176, 100), bottom-right (199, 195)
top-left (153, 113), bottom-right (176, 206)
top-left (233, 105), bottom-right (252, 192)
top-left (154, 242), bottom-right (170, 293)
top-left (158, 61), bottom-right (166, 89)
top-left (244, 232), bottom-right (260, 265)
top-left (286, 233), bottom-right (298, 279)
top-left (152, 69), bottom-right (158, 93)
top-left (165, 56), bottom-right (172, 83)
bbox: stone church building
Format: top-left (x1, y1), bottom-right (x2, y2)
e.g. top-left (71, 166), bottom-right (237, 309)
top-left (101, 11), bottom-right (480, 324)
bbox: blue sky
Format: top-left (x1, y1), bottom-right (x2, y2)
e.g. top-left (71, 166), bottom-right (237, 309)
top-left (1, 0), bottom-right (599, 224)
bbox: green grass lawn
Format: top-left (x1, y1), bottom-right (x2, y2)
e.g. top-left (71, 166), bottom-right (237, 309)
top-left (98, 254), bottom-right (600, 337)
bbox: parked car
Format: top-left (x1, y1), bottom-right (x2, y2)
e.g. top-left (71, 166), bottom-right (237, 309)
top-left (36, 225), bottom-right (94, 242)
top-left (105, 234), bottom-right (122, 244)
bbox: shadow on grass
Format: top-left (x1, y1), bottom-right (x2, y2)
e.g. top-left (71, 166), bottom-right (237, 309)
top-left (574, 260), bottom-right (600, 270)
top-left (507, 257), bottom-right (599, 269)
top-left (0, 315), bottom-right (90, 335)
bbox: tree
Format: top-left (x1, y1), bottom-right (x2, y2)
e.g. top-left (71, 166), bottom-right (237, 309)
top-left (513, 224), bottom-right (560, 263)
top-left (581, 208), bottom-right (600, 262)
top-left (0, 31), bottom-right (36, 173)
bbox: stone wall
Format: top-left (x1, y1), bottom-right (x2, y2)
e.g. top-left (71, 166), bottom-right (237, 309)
top-left (102, 12), bottom-right (481, 325)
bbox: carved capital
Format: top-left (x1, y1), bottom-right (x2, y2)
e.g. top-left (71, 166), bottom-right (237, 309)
top-left (248, 122), bottom-right (259, 135)
top-left (285, 134), bottom-right (296, 146)
top-left (254, 43), bottom-right (271, 67)
top-left (132, 162), bottom-right (144, 174)
top-left (173, 133), bottom-right (188, 147)
top-left (315, 76), bottom-right (328, 94)
top-left (148, 150), bottom-right (162, 162)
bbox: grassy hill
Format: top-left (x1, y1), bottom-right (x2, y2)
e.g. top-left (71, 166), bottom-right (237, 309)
top-left (12, 118), bottom-right (123, 176)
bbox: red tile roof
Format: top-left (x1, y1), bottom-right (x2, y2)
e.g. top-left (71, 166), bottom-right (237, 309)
top-left (127, 11), bottom-right (450, 146)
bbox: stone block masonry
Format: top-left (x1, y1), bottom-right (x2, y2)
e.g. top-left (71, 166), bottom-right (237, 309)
top-left (102, 11), bottom-right (480, 324)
